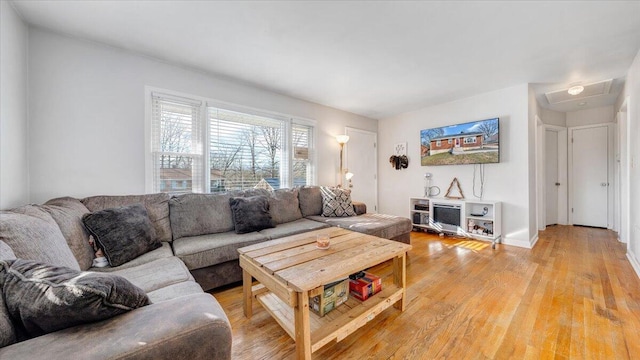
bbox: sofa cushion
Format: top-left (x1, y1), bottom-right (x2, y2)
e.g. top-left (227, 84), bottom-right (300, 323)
top-left (82, 193), bottom-right (172, 243)
top-left (169, 193), bottom-right (236, 239)
top-left (352, 201), bottom-right (367, 215)
top-left (173, 231), bottom-right (268, 270)
top-left (0, 257), bottom-right (16, 346)
top-left (0, 294), bottom-right (232, 360)
top-left (239, 188), bottom-right (272, 198)
top-left (320, 186), bottom-right (357, 217)
top-left (42, 197), bottom-right (95, 270)
top-left (297, 186), bottom-right (323, 217)
top-left (269, 188), bottom-right (303, 224)
top-left (88, 242), bottom-right (173, 272)
top-left (229, 195), bottom-right (274, 234)
top-left (0, 205), bottom-right (80, 270)
top-left (307, 213), bottom-right (412, 240)
top-left (109, 257), bottom-right (195, 293)
top-left (82, 204), bottom-right (161, 267)
top-left (258, 218), bottom-right (330, 240)
top-left (146, 281), bottom-right (204, 303)
top-left (0, 259), bottom-right (150, 339)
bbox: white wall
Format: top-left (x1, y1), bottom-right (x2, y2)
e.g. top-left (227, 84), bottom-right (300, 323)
top-left (528, 85), bottom-right (540, 241)
top-left (625, 49), bottom-right (640, 278)
top-left (378, 84), bottom-right (534, 248)
top-left (540, 108), bottom-right (566, 127)
top-left (566, 105), bottom-right (614, 127)
top-left (27, 29), bottom-right (377, 203)
top-left (0, 2), bottom-right (29, 209)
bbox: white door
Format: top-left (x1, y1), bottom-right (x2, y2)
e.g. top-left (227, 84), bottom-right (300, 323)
top-left (571, 126), bottom-right (608, 227)
top-left (345, 127), bottom-right (377, 213)
top-left (545, 129), bottom-right (558, 226)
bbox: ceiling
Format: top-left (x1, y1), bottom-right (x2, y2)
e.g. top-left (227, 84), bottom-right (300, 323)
top-left (11, 1), bottom-right (640, 119)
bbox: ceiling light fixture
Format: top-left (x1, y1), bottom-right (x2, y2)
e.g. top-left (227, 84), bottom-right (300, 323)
top-left (568, 85), bottom-right (584, 96)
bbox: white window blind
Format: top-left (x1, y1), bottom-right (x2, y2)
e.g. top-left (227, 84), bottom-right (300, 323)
top-left (292, 123), bottom-right (314, 186)
top-left (151, 93), bottom-right (203, 193)
top-left (149, 90), bottom-right (315, 194)
top-left (208, 107), bottom-right (287, 192)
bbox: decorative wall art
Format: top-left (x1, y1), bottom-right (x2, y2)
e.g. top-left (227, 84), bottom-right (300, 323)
top-left (445, 177), bottom-right (465, 199)
top-left (420, 118), bottom-right (500, 166)
top-left (394, 142), bottom-right (407, 156)
top-left (389, 142), bottom-right (409, 170)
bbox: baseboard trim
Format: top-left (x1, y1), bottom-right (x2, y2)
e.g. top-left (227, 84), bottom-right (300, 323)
top-left (529, 233), bottom-right (539, 248)
top-left (502, 237), bottom-right (533, 249)
top-left (627, 252), bottom-right (640, 280)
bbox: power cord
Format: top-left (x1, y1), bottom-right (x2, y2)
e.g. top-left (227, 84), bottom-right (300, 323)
top-left (473, 164), bottom-right (484, 199)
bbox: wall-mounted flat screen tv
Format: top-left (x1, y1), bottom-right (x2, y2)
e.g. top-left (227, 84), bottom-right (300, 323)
top-left (420, 117), bottom-right (499, 166)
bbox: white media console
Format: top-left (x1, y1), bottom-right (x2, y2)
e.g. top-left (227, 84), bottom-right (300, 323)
top-left (410, 197), bottom-right (502, 249)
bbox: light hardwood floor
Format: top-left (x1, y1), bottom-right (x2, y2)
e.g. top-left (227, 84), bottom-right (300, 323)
top-left (212, 226), bottom-right (640, 359)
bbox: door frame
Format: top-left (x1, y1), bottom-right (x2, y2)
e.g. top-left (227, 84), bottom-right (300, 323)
top-left (567, 123), bottom-right (614, 228)
top-left (536, 116), bottom-right (544, 231)
top-left (344, 127), bottom-right (378, 213)
top-left (617, 96), bottom-right (630, 243)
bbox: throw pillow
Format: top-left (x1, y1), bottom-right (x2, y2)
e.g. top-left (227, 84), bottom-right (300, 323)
top-left (269, 188), bottom-right (303, 224)
top-left (82, 204), bottom-right (161, 267)
top-left (81, 193), bottom-right (173, 243)
top-left (320, 186), bottom-right (357, 217)
top-left (229, 195), bottom-right (274, 234)
top-left (0, 259), bottom-right (150, 339)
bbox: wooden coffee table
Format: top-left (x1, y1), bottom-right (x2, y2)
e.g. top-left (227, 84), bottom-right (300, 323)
top-left (238, 227), bottom-right (412, 359)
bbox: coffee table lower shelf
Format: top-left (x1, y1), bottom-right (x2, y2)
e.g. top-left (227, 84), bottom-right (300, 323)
top-left (255, 284), bottom-right (404, 353)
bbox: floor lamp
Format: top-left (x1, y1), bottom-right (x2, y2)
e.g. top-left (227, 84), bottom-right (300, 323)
top-left (336, 135), bottom-right (349, 187)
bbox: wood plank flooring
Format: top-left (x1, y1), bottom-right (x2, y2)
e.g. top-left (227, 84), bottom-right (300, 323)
top-left (211, 225), bottom-right (640, 359)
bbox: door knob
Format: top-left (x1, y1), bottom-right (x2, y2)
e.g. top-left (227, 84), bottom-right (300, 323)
top-left (555, 182), bottom-right (560, 186)
top-left (600, 183), bottom-right (608, 186)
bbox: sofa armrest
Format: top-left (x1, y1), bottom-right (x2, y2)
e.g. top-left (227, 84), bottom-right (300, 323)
top-left (352, 201), bottom-right (367, 215)
top-left (0, 293), bottom-right (232, 360)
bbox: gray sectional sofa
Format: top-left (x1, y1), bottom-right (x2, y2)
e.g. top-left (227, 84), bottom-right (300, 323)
top-left (0, 186), bottom-right (411, 359)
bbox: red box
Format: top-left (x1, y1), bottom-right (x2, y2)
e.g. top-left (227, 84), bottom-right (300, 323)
top-left (349, 272), bottom-right (382, 301)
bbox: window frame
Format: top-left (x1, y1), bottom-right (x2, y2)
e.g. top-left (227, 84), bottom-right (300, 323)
top-left (145, 87), bottom-right (317, 193)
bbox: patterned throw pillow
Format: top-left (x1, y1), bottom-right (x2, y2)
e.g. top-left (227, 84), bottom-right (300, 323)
top-left (320, 186), bottom-right (357, 217)
top-left (0, 259), bottom-right (150, 339)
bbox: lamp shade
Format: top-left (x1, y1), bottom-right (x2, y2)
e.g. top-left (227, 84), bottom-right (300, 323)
top-left (336, 135), bottom-right (350, 144)
top-left (345, 172), bottom-right (354, 180)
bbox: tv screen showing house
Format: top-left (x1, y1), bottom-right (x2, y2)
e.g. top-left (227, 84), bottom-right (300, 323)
top-left (420, 118), bottom-right (499, 166)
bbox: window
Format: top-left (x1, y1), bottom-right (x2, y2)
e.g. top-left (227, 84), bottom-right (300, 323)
top-left (436, 140), bottom-right (441, 147)
top-left (464, 136), bottom-right (477, 144)
top-left (149, 91), bottom-right (315, 193)
top-left (150, 93), bottom-right (203, 193)
top-left (292, 124), bottom-right (314, 187)
top-left (208, 107), bottom-right (287, 192)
